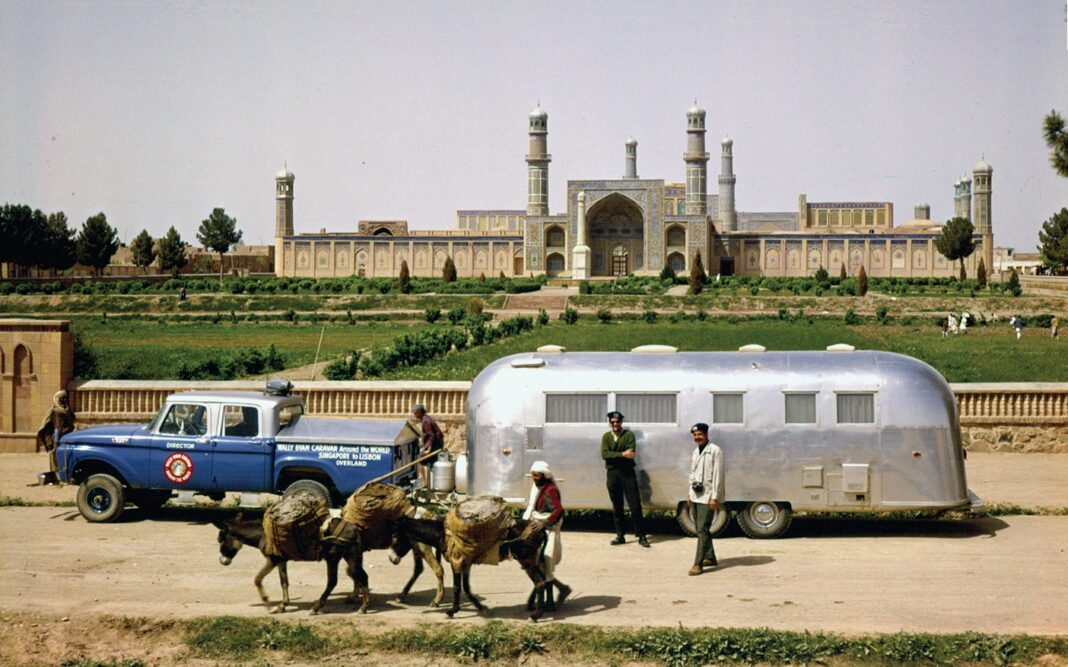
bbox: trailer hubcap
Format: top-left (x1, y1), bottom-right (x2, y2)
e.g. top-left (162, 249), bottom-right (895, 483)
top-left (87, 488), bottom-right (113, 514)
top-left (750, 502), bottom-right (779, 527)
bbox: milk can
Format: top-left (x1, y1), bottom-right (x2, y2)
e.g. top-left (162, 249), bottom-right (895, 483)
top-left (431, 450), bottom-right (455, 492)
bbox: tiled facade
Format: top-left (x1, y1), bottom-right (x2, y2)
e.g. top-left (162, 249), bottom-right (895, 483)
top-left (274, 108), bottom-right (993, 280)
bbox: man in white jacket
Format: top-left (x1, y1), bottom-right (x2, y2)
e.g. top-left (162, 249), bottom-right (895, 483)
top-left (687, 423), bottom-right (724, 576)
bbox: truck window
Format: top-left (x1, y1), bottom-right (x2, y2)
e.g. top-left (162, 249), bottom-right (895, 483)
top-left (616, 394), bottom-right (676, 424)
top-left (223, 405), bottom-right (259, 437)
top-left (712, 393), bottom-right (744, 424)
top-left (784, 393), bottom-right (817, 424)
top-left (158, 404), bottom-right (208, 436)
top-left (546, 393), bottom-right (607, 423)
top-left (279, 404), bottom-right (302, 427)
top-left (836, 393), bottom-right (875, 424)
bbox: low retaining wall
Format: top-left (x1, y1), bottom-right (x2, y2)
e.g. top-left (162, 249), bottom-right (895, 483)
top-left (3, 379), bottom-right (1045, 455)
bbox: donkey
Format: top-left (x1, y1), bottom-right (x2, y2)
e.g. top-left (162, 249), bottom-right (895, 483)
top-left (386, 514), bottom-right (447, 606)
top-left (214, 512), bottom-right (369, 614)
top-left (442, 518), bottom-right (550, 622)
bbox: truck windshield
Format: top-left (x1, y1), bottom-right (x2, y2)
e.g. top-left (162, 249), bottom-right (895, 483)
top-left (279, 404), bottom-right (303, 427)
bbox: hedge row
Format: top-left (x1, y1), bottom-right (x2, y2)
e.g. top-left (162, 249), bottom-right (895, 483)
top-left (0, 274), bottom-right (547, 296)
top-left (175, 344), bottom-right (286, 381)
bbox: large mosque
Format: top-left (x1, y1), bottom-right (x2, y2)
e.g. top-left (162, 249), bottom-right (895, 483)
top-left (274, 105), bottom-right (993, 280)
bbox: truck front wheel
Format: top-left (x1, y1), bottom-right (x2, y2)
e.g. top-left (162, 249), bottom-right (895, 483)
top-left (282, 479), bottom-right (332, 507)
top-left (77, 474), bottom-right (126, 523)
top-left (736, 501), bottom-right (792, 538)
top-left (675, 501), bottom-right (730, 537)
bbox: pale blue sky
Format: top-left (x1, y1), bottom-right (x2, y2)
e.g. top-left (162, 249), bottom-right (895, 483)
top-left (2, 1), bottom-right (1066, 252)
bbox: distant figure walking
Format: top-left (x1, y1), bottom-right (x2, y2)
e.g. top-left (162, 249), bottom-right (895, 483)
top-left (940, 317), bottom-right (949, 338)
top-left (1052, 316), bottom-right (1060, 340)
top-left (1011, 316), bottom-right (1024, 340)
top-left (948, 313), bottom-right (959, 335)
top-left (959, 312), bottom-right (970, 334)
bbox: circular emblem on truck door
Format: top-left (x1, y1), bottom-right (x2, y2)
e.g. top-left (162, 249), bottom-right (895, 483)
top-left (163, 452), bottom-right (194, 484)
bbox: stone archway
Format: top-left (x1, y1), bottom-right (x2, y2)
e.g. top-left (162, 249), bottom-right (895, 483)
top-left (586, 194), bottom-right (644, 277)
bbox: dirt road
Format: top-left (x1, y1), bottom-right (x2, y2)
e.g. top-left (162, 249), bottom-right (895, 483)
top-left (1, 452), bottom-right (1066, 637)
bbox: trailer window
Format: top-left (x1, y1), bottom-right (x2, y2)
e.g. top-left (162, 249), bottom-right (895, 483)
top-left (712, 393), bottom-right (744, 424)
top-left (617, 394), bottom-right (676, 424)
top-left (784, 393), bottom-right (817, 424)
top-left (546, 394), bottom-right (607, 423)
top-left (836, 393), bottom-right (875, 424)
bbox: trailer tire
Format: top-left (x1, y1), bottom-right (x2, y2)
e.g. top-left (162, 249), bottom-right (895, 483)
top-left (76, 474), bottom-right (126, 523)
top-left (675, 501), bottom-right (730, 537)
top-left (282, 479), bottom-right (332, 507)
top-left (737, 501), bottom-right (792, 539)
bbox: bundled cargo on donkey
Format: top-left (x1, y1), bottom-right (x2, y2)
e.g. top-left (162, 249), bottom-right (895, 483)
top-left (340, 482), bottom-right (411, 549)
top-left (444, 495), bottom-right (514, 567)
top-left (262, 492), bottom-right (330, 561)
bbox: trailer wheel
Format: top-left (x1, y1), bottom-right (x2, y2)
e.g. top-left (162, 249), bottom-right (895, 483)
top-left (283, 479), bottom-right (332, 507)
top-left (737, 501), bottom-right (792, 538)
top-left (675, 501), bottom-right (730, 537)
top-left (76, 474), bottom-right (126, 523)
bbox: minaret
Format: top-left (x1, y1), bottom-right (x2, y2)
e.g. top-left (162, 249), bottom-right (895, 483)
top-left (526, 106), bottom-right (551, 216)
top-left (954, 177), bottom-right (972, 220)
top-left (972, 160), bottom-right (992, 234)
top-left (571, 191), bottom-right (591, 279)
top-left (274, 166), bottom-right (294, 277)
top-left (718, 136), bottom-right (737, 231)
top-left (275, 166), bottom-right (294, 237)
top-left (684, 104), bottom-right (709, 216)
top-left (624, 137), bottom-right (638, 179)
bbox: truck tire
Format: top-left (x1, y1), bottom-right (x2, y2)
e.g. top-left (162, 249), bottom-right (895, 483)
top-left (675, 501), bottom-right (730, 537)
top-left (76, 474), bottom-right (126, 523)
top-left (129, 489), bottom-right (171, 513)
top-left (736, 501), bottom-right (792, 539)
top-left (282, 479), bottom-right (332, 507)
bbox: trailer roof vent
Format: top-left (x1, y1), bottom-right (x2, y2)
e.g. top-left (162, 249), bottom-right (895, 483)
top-left (511, 356), bottom-right (546, 368)
top-left (826, 343), bottom-right (856, 352)
top-left (630, 344), bottom-right (678, 354)
top-left (536, 345), bottom-right (566, 354)
top-left (738, 344), bottom-right (766, 353)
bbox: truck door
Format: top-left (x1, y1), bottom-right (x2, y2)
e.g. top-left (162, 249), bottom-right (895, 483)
top-left (211, 404), bottom-right (270, 492)
top-left (149, 402), bottom-right (213, 491)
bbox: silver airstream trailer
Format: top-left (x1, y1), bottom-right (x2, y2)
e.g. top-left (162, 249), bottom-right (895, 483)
top-left (460, 344), bottom-right (981, 538)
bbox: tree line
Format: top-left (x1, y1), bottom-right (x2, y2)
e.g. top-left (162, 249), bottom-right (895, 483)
top-left (0, 204), bottom-right (242, 279)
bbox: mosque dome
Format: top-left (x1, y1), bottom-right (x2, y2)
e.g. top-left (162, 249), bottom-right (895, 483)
top-left (529, 106), bottom-right (548, 120)
top-left (721, 136), bottom-right (733, 147)
top-left (276, 167), bottom-right (294, 180)
top-left (625, 136), bottom-right (638, 146)
top-left (687, 104), bottom-right (706, 117)
top-left (974, 159), bottom-right (993, 173)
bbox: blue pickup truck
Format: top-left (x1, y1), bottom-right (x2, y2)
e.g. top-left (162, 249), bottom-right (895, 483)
top-left (55, 388), bottom-right (420, 522)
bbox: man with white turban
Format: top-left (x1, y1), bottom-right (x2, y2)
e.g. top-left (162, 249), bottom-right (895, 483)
top-left (523, 461), bottom-right (571, 610)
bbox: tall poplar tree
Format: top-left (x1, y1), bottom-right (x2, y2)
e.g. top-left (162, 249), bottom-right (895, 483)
top-left (76, 213), bottom-right (119, 276)
top-left (197, 208), bottom-right (242, 283)
top-left (130, 229), bottom-right (156, 274)
top-left (157, 226), bottom-right (188, 276)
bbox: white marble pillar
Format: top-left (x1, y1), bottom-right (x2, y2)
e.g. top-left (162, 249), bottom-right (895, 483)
top-left (571, 191), bottom-right (591, 279)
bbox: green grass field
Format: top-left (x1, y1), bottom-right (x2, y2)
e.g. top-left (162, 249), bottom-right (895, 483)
top-left (374, 319), bottom-right (1068, 382)
top-left (71, 315), bottom-right (1068, 382)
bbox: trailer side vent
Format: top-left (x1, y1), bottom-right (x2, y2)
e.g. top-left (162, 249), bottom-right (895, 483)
top-left (738, 344), bottom-right (766, 353)
top-left (630, 344), bottom-right (678, 354)
top-left (510, 357), bottom-right (546, 368)
top-left (536, 345), bottom-right (566, 354)
top-left (827, 343), bottom-right (856, 352)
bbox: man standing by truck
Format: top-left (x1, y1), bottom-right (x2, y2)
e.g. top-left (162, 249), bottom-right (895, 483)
top-left (412, 403), bottom-right (445, 486)
top-left (687, 423), bottom-right (724, 576)
top-left (601, 411), bottom-right (650, 548)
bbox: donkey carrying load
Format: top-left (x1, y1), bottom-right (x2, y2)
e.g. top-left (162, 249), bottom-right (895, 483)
top-left (215, 493), bottom-right (367, 614)
top-left (442, 495), bottom-right (551, 621)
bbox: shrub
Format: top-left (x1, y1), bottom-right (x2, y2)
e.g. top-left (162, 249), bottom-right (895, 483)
top-left (537, 308), bottom-right (549, 326)
top-left (844, 308), bottom-right (861, 325)
top-left (467, 297), bottom-right (484, 316)
top-left (596, 308), bottom-right (612, 324)
top-left (642, 310), bottom-right (658, 324)
top-left (446, 307), bottom-right (465, 325)
top-left (669, 309), bottom-right (686, 324)
top-left (749, 286), bottom-right (759, 296)
top-left (876, 305), bottom-right (890, 324)
top-left (560, 308), bottom-right (579, 325)
top-left (579, 280), bottom-right (591, 295)
top-left (15, 282), bottom-right (32, 295)
top-left (659, 265), bottom-right (677, 282)
top-left (857, 266), bottom-right (868, 296)
top-left (282, 309), bottom-right (296, 322)
top-left (696, 309), bottom-right (708, 321)
top-left (424, 308), bottom-right (442, 324)
top-left (1007, 269), bottom-right (1021, 296)
top-left (322, 350), bottom-right (361, 380)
